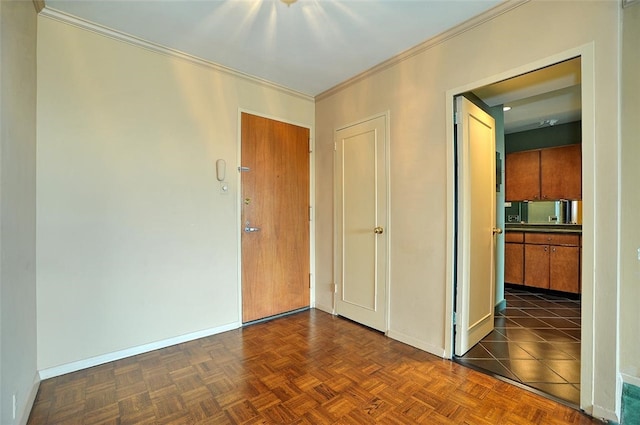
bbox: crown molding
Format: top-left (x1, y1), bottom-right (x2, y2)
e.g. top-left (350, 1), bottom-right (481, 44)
top-left (38, 7), bottom-right (314, 102)
top-left (315, 0), bottom-right (529, 101)
top-left (32, 0), bottom-right (45, 13)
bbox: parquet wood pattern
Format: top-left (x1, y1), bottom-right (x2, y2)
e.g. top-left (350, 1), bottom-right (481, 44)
top-left (27, 310), bottom-right (602, 424)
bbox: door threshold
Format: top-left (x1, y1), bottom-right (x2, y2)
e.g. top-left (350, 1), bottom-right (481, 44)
top-left (242, 307), bottom-right (310, 327)
top-left (451, 357), bottom-right (582, 412)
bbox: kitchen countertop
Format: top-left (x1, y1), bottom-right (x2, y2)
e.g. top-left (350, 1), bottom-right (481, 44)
top-left (505, 223), bottom-right (582, 234)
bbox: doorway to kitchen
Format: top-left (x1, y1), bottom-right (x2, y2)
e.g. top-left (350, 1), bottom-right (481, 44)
top-left (450, 56), bottom-right (585, 407)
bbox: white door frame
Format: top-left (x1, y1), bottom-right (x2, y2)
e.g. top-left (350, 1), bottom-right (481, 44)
top-left (236, 108), bottom-right (316, 322)
top-left (444, 45), bottom-right (595, 412)
top-left (333, 111), bottom-right (391, 333)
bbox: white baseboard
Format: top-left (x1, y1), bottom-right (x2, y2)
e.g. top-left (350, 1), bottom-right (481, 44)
top-left (18, 372), bottom-right (40, 425)
top-left (387, 330), bottom-right (447, 358)
top-left (592, 404), bottom-right (619, 423)
top-left (39, 321), bottom-right (241, 380)
top-left (621, 371), bottom-right (640, 388)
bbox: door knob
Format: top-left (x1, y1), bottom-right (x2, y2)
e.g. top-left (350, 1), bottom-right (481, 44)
top-left (374, 226), bottom-right (384, 235)
top-left (493, 228), bottom-right (503, 234)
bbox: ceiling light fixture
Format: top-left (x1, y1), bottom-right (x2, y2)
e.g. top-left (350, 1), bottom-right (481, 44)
top-left (503, 106), bottom-right (512, 112)
top-left (539, 119), bottom-right (559, 127)
top-left (280, 0), bottom-right (298, 6)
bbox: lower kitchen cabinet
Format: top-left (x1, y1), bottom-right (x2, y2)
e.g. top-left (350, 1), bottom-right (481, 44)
top-left (524, 244), bottom-right (550, 289)
top-left (505, 243), bottom-right (524, 285)
top-left (523, 232), bottom-right (581, 294)
top-left (505, 232), bottom-right (524, 285)
top-left (549, 245), bottom-right (580, 293)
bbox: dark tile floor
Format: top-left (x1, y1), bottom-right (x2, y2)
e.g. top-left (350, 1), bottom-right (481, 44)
top-left (457, 286), bottom-right (581, 405)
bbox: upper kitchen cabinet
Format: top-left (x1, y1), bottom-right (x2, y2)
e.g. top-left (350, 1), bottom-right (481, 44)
top-left (540, 144), bottom-right (582, 200)
top-left (505, 144), bottom-right (582, 201)
top-left (505, 150), bottom-right (540, 201)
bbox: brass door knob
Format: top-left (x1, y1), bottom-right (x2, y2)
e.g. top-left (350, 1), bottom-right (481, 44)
top-left (374, 226), bottom-right (384, 235)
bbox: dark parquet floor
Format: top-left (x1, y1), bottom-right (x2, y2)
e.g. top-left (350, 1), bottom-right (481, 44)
top-left (27, 309), bottom-right (601, 424)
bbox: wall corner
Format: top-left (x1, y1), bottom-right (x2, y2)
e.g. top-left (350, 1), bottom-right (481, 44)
top-left (32, 0), bottom-right (44, 13)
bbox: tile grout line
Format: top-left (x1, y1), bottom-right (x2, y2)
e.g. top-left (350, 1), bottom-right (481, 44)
top-left (459, 287), bottom-right (582, 404)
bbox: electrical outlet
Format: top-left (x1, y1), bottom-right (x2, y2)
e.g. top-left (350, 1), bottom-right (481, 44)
top-left (12, 393), bottom-right (16, 420)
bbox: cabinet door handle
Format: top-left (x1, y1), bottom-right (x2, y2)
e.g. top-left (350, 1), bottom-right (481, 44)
top-left (544, 246), bottom-right (548, 252)
top-left (552, 247), bottom-right (556, 252)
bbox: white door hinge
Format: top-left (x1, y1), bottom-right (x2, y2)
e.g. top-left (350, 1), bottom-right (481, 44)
top-left (309, 138), bottom-right (313, 153)
top-left (309, 206), bottom-right (313, 221)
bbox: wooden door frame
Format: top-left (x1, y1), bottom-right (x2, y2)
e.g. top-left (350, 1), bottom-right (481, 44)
top-left (236, 109), bottom-right (315, 322)
top-left (444, 45), bottom-right (595, 412)
top-left (332, 111), bottom-right (391, 333)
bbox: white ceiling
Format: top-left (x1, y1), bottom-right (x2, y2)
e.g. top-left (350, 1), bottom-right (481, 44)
top-left (473, 57), bottom-right (582, 134)
top-left (44, 0), bottom-right (503, 96)
top-left (44, 0), bottom-right (580, 133)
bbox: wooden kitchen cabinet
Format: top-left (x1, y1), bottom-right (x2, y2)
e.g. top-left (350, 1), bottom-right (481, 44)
top-left (505, 150), bottom-right (540, 201)
top-left (549, 245), bottom-right (580, 293)
top-left (505, 144), bottom-right (582, 201)
top-left (524, 244), bottom-right (550, 289)
top-left (523, 232), bottom-right (581, 294)
top-left (541, 144), bottom-right (582, 200)
top-left (504, 232), bottom-right (524, 285)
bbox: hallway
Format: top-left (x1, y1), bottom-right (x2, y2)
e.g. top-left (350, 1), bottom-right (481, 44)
top-left (457, 287), bottom-right (581, 405)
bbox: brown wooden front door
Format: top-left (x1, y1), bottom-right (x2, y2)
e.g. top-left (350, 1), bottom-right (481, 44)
top-left (240, 113), bottom-right (310, 323)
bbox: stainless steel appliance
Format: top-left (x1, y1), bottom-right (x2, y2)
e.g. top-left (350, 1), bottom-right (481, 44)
top-left (507, 200), bottom-right (581, 224)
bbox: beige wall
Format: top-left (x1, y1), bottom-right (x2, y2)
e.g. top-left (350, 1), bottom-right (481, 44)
top-left (620, 1), bottom-right (640, 385)
top-left (0, 1), bottom-right (39, 424)
top-left (36, 16), bottom-right (314, 372)
top-left (315, 0), bottom-right (621, 419)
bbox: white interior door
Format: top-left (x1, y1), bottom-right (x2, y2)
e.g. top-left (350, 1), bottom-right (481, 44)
top-left (335, 115), bottom-right (387, 332)
top-left (455, 96), bottom-right (497, 356)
